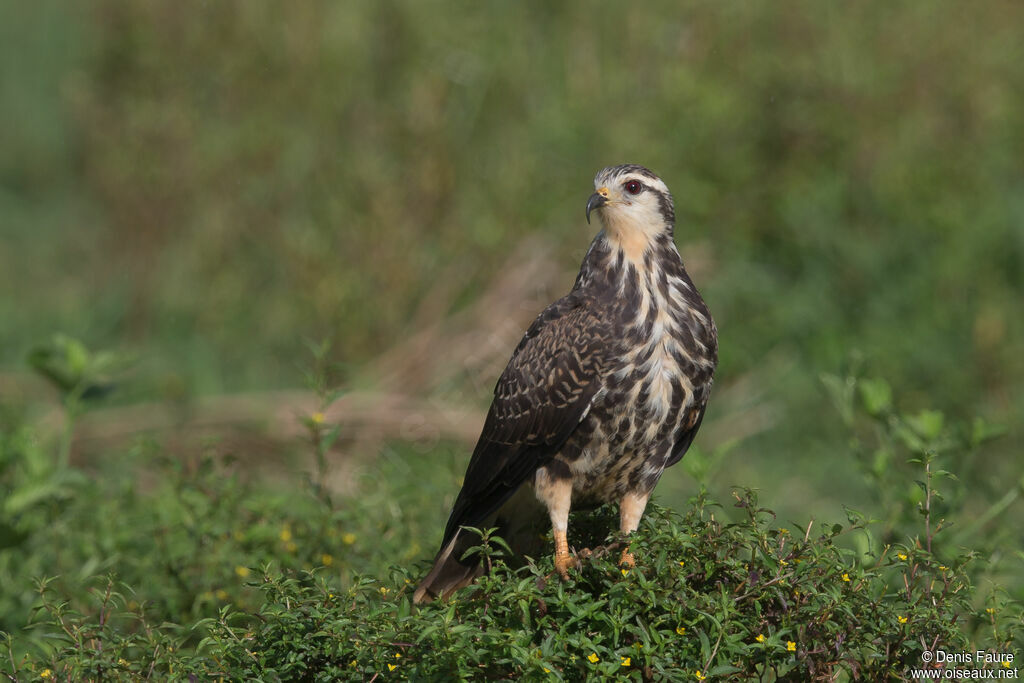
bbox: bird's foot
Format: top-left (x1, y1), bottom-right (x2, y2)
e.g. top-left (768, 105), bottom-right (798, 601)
top-left (553, 550), bottom-right (578, 580)
top-left (619, 548), bottom-right (636, 569)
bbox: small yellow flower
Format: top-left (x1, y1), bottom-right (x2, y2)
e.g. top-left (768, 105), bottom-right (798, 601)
top-left (986, 607), bottom-right (996, 614)
top-left (349, 660), bottom-right (357, 667)
top-left (380, 586), bottom-right (389, 595)
top-left (779, 528), bottom-right (789, 534)
top-left (621, 568), bottom-right (630, 576)
top-left (322, 553), bottom-right (334, 566)
top-left (779, 559), bottom-right (788, 566)
top-left (755, 634), bottom-right (766, 643)
top-left (543, 667), bottom-right (551, 673)
top-left (387, 663), bottom-right (397, 671)
top-left (40, 670), bottom-right (53, 680)
top-left (786, 641), bottom-right (796, 652)
top-left (897, 552), bottom-right (908, 561)
top-left (678, 560), bottom-right (685, 567)
top-left (1003, 661), bottom-right (1012, 668)
top-left (216, 589), bottom-right (229, 601)
top-left (286, 541), bottom-right (298, 553)
top-left (328, 592), bottom-right (335, 599)
top-left (939, 565), bottom-right (948, 571)
top-left (634, 643), bottom-right (643, 649)
top-left (279, 527), bottom-right (292, 542)
top-left (841, 573), bottom-right (850, 582)
top-left (587, 653), bottom-right (599, 664)
top-left (695, 671), bottom-right (707, 681)
top-left (676, 626), bottom-right (687, 636)
top-left (394, 653), bottom-right (401, 659)
top-left (897, 616), bottom-right (908, 624)
top-left (235, 566), bottom-right (250, 578)
top-left (118, 658), bottom-right (129, 666)
top-left (621, 656), bottom-right (631, 666)
top-left (311, 412), bottom-right (324, 425)
top-left (342, 532), bottom-right (357, 545)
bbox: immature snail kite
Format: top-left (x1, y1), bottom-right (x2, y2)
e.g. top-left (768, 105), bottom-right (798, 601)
top-left (414, 164), bottom-right (718, 603)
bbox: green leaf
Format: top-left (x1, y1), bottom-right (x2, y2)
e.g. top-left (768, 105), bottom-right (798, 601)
top-left (905, 410), bottom-right (944, 441)
top-left (858, 377), bottom-right (892, 416)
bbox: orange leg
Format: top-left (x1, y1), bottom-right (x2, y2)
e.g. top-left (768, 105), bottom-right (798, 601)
top-left (553, 529), bottom-right (575, 579)
top-left (535, 468), bottom-right (576, 579)
top-left (619, 491), bottom-right (651, 569)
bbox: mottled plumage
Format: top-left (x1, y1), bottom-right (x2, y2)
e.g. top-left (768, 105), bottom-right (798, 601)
top-left (415, 165), bottom-right (717, 603)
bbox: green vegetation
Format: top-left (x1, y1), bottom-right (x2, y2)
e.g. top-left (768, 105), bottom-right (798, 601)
top-left (8, 496), bottom-right (1016, 681)
top-left (2, 1), bottom-right (1023, 679)
top-left (2, 341), bottom-right (1021, 679)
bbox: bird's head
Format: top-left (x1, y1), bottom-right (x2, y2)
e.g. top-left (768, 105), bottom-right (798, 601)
top-left (586, 165), bottom-right (675, 259)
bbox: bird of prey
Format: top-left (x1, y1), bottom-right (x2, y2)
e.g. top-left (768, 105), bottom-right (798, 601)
top-left (414, 164), bottom-right (717, 603)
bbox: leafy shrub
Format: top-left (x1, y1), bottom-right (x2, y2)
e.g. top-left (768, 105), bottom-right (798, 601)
top-left (1, 345), bottom-right (1020, 679)
top-left (6, 487), bottom-right (1021, 681)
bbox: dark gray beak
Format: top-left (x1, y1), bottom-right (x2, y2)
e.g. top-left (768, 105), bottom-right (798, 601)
top-left (585, 192), bottom-right (608, 224)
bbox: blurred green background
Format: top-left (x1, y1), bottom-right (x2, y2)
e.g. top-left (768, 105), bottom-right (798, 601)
top-left (2, 0), bottom-right (1022, 585)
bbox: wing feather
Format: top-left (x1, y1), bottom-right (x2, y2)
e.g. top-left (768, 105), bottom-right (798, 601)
top-left (440, 294), bottom-right (611, 544)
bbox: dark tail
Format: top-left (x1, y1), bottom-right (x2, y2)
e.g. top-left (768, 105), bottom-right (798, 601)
top-left (413, 530), bottom-right (484, 604)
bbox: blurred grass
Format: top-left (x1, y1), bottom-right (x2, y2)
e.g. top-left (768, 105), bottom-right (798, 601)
top-left (1, 1), bottom-right (1022, 562)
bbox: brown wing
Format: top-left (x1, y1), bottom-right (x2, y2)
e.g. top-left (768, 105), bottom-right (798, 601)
top-left (440, 293), bottom-right (611, 545)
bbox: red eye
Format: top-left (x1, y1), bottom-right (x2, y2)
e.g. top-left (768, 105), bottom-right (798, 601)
top-left (625, 180), bottom-right (642, 195)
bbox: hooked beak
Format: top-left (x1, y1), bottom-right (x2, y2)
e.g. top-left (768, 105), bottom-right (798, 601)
top-left (585, 191), bottom-right (609, 224)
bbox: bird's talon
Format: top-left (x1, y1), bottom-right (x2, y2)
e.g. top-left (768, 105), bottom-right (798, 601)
top-left (554, 551), bottom-right (577, 580)
top-left (619, 550), bottom-right (636, 569)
